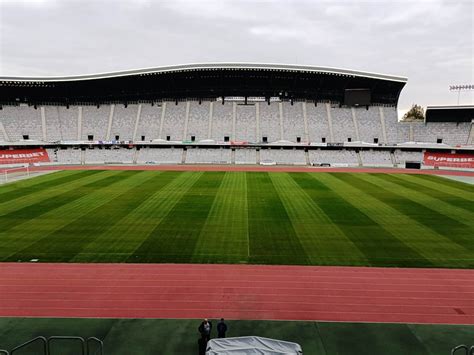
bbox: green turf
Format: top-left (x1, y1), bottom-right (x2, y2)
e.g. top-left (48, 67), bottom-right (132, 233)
top-left (0, 317), bottom-right (472, 355)
top-left (0, 170), bottom-right (473, 268)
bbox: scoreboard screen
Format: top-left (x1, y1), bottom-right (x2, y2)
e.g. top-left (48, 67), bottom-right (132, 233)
top-left (344, 89), bottom-right (371, 106)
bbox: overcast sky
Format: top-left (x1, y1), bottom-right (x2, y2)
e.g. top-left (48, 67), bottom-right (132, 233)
top-left (0, 0), bottom-right (472, 112)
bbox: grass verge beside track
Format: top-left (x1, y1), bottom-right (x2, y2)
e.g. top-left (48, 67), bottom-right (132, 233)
top-left (0, 318), bottom-right (472, 355)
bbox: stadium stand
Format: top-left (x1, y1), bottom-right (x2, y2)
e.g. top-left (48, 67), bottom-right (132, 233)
top-left (137, 103), bottom-right (161, 141)
top-left (360, 149), bottom-right (393, 166)
top-left (85, 147), bottom-right (135, 164)
top-left (186, 147), bottom-right (231, 164)
top-left (235, 103), bottom-right (257, 143)
top-left (282, 101), bottom-right (305, 143)
top-left (356, 106), bottom-right (384, 144)
top-left (58, 106), bottom-right (79, 141)
top-left (81, 105), bottom-right (109, 141)
top-left (1, 64), bottom-right (472, 169)
top-left (235, 148), bottom-right (257, 164)
top-left (47, 147), bottom-right (82, 164)
top-left (187, 101), bottom-right (210, 142)
top-left (211, 101), bottom-right (233, 142)
top-left (309, 149), bottom-right (359, 166)
top-left (44, 106), bottom-right (62, 142)
top-left (111, 104), bottom-right (137, 141)
top-left (307, 103), bottom-right (331, 143)
top-left (394, 150), bottom-right (423, 165)
top-left (331, 106), bottom-right (356, 143)
top-left (259, 102), bottom-right (281, 143)
top-left (162, 101), bottom-right (186, 141)
top-left (260, 148), bottom-right (306, 165)
top-left (0, 105), bottom-right (43, 141)
top-left (137, 147), bottom-right (183, 164)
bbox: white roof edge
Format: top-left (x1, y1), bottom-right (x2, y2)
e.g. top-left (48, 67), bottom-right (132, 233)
top-left (426, 105), bottom-right (474, 110)
top-left (0, 62), bottom-right (408, 83)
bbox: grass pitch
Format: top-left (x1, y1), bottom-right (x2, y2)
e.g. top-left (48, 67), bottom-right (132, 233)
top-left (0, 170), bottom-right (473, 268)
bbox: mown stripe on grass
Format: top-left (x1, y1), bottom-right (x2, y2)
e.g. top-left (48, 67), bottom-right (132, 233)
top-left (0, 170), bottom-right (107, 216)
top-left (360, 174), bottom-right (474, 227)
top-left (338, 174), bottom-right (474, 251)
top-left (320, 173), bottom-right (471, 268)
top-left (407, 174), bottom-right (474, 200)
top-left (7, 171), bottom-right (165, 262)
top-left (0, 170), bottom-right (126, 234)
top-left (129, 171), bottom-right (225, 263)
top-left (74, 171), bottom-right (201, 263)
top-left (0, 170), bottom-right (102, 204)
top-left (0, 171), bottom-right (139, 259)
top-left (192, 171), bottom-right (249, 264)
top-left (271, 173), bottom-right (368, 266)
top-left (294, 173), bottom-right (430, 267)
top-left (246, 172), bottom-right (309, 265)
top-left (385, 174), bottom-right (474, 213)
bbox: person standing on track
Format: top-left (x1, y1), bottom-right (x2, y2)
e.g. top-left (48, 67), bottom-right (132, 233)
top-left (217, 318), bottom-right (227, 338)
top-left (198, 318), bottom-right (212, 342)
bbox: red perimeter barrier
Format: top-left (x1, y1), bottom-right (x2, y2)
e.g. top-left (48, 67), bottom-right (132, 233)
top-left (0, 148), bottom-right (50, 165)
top-left (423, 152), bottom-right (474, 169)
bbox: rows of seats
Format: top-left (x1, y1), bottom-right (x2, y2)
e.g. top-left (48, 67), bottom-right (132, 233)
top-left (306, 104), bottom-right (330, 143)
top-left (235, 149), bottom-right (257, 164)
top-left (357, 106), bottom-right (383, 143)
top-left (81, 106), bottom-right (109, 141)
top-left (359, 150), bottom-right (392, 166)
top-left (332, 107), bottom-right (356, 143)
top-left (137, 148), bottom-right (183, 164)
top-left (1, 102), bottom-right (472, 146)
top-left (394, 150), bottom-right (423, 164)
top-left (187, 101), bottom-right (210, 141)
top-left (282, 102), bottom-right (305, 143)
top-left (259, 102), bottom-right (281, 142)
top-left (235, 104), bottom-right (257, 142)
top-left (186, 148), bottom-right (231, 164)
top-left (309, 149), bottom-right (359, 166)
top-left (137, 104), bottom-right (161, 141)
top-left (260, 148), bottom-right (306, 165)
top-left (111, 105), bottom-right (137, 141)
top-left (47, 148), bottom-right (81, 164)
top-left (85, 148), bottom-right (135, 163)
top-left (413, 122), bottom-right (471, 145)
top-left (1, 105), bottom-right (43, 141)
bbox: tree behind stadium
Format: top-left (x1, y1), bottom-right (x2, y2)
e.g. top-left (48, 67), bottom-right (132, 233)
top-left (401, 104), bottom-right (425, 122)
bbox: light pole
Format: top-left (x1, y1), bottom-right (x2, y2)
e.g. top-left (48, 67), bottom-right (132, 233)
top-left (449, 84), bottom-right (474, 105)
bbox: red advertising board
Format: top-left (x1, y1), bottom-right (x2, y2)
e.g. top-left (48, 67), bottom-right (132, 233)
top-left (423, 152), bottom-right (474, 169)
top-left (0, 148), bottom-right (50, 165)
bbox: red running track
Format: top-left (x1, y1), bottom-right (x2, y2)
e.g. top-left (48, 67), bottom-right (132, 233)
top-left (0, 263), bottom-right (473, 324)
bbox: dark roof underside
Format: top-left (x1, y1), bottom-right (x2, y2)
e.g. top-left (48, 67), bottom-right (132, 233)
top-left (0, 66), bottom-right (406, 106)
top-left (426, 106), bottom-right (474, 122)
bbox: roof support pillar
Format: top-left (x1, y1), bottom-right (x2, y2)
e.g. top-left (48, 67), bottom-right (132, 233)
top-left (132, 104), bottom-right (142, 141)
top-left (40, 106), bottom-right (47, 141)
top-left (158, 102), bottom-right (166, 139)
top-left (351, 107), bottom-right (360, 141)
top-left (325, 103), bottom-right (334, 142)
top-left (302, 102), bottom-right (309, 143)
top-left (207, 101), bottom-right (213, 139)
top-left (106, 104), bottom-right (115, 140)
top-left (77, 106), bottom-right (82, 140)
top-left (279, 102), bottom-right (284, 140)
top-left (379, 106), bottom-right (388, 144)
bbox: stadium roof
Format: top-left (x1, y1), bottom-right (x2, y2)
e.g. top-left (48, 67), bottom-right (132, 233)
top-left (425, 105), bottom-right (474, 123)
top-left (0, 62), bottom-right (407, 106)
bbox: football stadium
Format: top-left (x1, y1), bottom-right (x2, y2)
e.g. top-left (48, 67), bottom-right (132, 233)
top-left (0, 62), bottom-right (473, 354)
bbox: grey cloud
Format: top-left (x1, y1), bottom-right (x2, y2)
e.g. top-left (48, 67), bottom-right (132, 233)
top-left (0, 0), bottom-right (472, 110)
